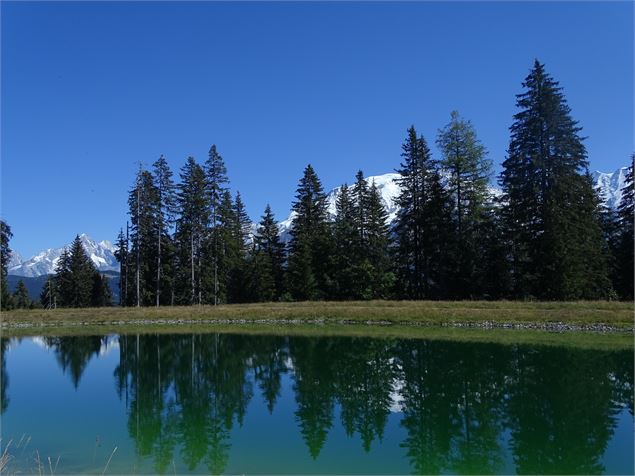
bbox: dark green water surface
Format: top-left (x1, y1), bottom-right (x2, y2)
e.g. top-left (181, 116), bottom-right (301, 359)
top-left (0, 333), bottom-right (633, 474)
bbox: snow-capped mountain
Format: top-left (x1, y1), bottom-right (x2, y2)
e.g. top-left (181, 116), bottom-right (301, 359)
top-left (8, 234), bottom-right (118, 277)
top-left (277, 172), bottom-right (402, 242)
top-left (592, 167), bottom-right (629, 210)
top-left (277, 166), bottom-right (628, 239)
top-left (8, 251), bottom-right (22, 269)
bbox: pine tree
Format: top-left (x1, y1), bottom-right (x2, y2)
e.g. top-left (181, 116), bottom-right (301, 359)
top-left (500, 60), bottom-right (610, 299)
top-left (437, 110), bottom-right (492, 297)
top-left (614, 154), bottom-right (634, 299)
top-left (40, 277), bottom-right (57, 309)
top-left (128, 169), bottom-right (160, 306)
top-left (54, 235), bottom-right (99, 307)
top-left (333, 184), bottom-right (359, 299)
top-left (227, 191), bottom-right (252, 303)
top-left (205, 145), bottom-right (230, 306)
top-left (175, 157), bottom-right (209, 304)
top-left (113, 228), bottom-right (129, 306)
top-left (13, 280), bottom-right (31, 309)
top-left (394, 127), bottom-right (452, 299)
top-left (212, 190), bottom-right (237, 304)
top-left (0, 220), bottom-right (13, 310)
top-left (352, 171), bottom-right (369, 247)
top-left (365, 180), bottom-right (394, 298)
top-left (288, 165), bottom-right (334, 300)
top-left (91, 272), bottom-right (112, 307)
top-left (152, 155), bottom-right (177, 306)
top-left (54, 248), bottom-right (73, 307)
top-left (251, 205), bottom-right (286, 301)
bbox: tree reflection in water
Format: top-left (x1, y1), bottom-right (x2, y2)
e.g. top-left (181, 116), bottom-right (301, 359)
top-left (6, 333), bottom-right (633, 475)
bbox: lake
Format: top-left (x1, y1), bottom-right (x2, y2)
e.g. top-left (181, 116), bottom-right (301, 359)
top-left (1, 332), bottom-right (633, 474)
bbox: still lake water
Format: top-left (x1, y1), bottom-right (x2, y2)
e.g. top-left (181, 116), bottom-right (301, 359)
top-left (0, 333), bottom-right (633, 475)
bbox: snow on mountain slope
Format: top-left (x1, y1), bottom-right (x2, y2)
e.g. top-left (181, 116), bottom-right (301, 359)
top-left (8, 234), bottom-right (118, 277)
top-left (592, 167), bottom-right (629, 210)
top-left (8, 251), bottom-right (22, 269)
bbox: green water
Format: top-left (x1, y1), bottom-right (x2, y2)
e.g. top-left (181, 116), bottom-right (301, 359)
top-left (0, 333), bottom-right (632, 474)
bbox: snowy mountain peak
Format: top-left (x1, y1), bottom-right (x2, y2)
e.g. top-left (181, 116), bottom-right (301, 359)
top-left (323, 172), bottom-right (402, 223)
top-left (8, 235), bottom-right (118, 278)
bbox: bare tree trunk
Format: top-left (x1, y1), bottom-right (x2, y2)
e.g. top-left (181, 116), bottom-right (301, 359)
top-left (156, 220), bottom-right (161, 308)
top-left (125, 223), bottom-right (129, 306)
top-left (190, 233), bottom-right (195, 304)
top-left (136, 188), bottom-right (141, 308)
top-left (197, 235), bottom-right (202, 305)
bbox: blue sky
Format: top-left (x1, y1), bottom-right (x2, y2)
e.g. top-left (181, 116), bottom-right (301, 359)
top-left (2, 1), bottom-right (633, 257)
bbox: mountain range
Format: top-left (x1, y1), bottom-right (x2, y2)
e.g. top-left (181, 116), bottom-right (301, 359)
top-left (8, 166), bottom-right (628, 278)
top-left (9, 233), bottom-right (118, 278)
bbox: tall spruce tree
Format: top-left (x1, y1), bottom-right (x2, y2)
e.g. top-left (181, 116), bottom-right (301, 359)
top-left (352, 171), bottom-right (369, 247)
top-left (175, 157), bottom-right (209, 304)
top-left (288, 165), bottom-right (334, 300)
top-left (128, 169), bottom-right (160, 306)
top-left (333, 184), bottom-right (359, 299)
top-left (213, 190), bottom-right (237, 304)
top-left (250, 205), bottom-right (286, 301)
top-left (0, 220), bottom-right (13, 310)
top-left (436, 110), bottom-right (493, 298)
top-left (614, 155), bottom-right (634, 299)
top-left (114, 227), bottom-right (129, 306)
top-left (227, 191), bottom-right (252, 303)
top-left (205, 145), bottom-right (230, 305)
top-left (394, 127), bottom-right (452, 299)
top-left (54, 235), bottom-right (105, 307)
top-left (152, 155), bottom-right (177, 306)
top-left (365, 180), bottom-right (394, 298)
top-left (500, 60), bottom-right (610, 299)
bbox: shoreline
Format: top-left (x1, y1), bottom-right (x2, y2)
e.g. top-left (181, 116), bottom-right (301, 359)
top-left (1, 301), bottom-right (633, 349)
top-left (3, 316), bottom-right (632, 333)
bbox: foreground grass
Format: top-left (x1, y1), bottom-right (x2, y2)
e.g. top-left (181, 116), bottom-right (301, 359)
top-left (2, 300), bottom-right (633, 327)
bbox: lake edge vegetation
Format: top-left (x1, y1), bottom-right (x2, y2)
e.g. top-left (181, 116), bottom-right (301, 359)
top-left (1, 60), bottom-right (633, 311)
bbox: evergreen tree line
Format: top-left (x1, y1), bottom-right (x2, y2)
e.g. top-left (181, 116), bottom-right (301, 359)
top-left (113, 61), bottom-right (633, 304)
top-left (1, 60), bottom-right (632, 308)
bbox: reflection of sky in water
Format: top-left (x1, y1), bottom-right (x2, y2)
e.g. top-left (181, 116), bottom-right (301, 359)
top-left (1, 335), bottom-right (633, 475)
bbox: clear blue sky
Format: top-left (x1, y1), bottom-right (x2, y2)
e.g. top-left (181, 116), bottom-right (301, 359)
top-left (2, 1), bottom-right (633, 257)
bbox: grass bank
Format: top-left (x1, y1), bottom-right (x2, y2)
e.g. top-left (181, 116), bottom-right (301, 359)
top-left (1, 299), bottom-right (632, 330)
top-left (3, 320), bottom-right (633, 351)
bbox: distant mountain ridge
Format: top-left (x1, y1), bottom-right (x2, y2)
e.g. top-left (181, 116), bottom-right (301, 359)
top-left (8, 233), bottom-right (118, 278)
top-left (7, 166), bottom-right (628, 278)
